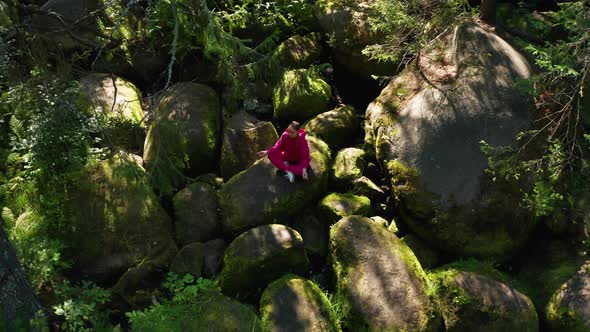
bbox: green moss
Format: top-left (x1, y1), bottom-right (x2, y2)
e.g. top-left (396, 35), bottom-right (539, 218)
top-left (318, 193), bottom-right (372, 224)
top-left (129, 291), bottom-right (263, 332)
top-left (332, 148), bottom-right (366, 184)
top-left (272, 33), bottom-right (322, 69)
top-left (273, 69), bottom-right (332, 121)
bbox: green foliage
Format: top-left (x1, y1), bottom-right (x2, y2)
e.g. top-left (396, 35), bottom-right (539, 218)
top-left (362, 0), bottom-right (470, 65)
top-left (218, 0), bottom-right (316, 39)
top-left (126, 273), bottom-right (218, 331)
top-left (53, 281), bottom-right (112, 332)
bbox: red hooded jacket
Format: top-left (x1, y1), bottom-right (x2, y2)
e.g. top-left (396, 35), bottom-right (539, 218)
top-left (267, 128), bottom-right (311, 168)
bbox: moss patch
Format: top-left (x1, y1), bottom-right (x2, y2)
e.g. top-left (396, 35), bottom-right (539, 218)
top-left (273, 69), bottom-right (332, 122)
top-left (318, 192), bottom-right (371, 224)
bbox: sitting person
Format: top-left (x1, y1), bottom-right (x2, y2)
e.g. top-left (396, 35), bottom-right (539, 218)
top-left (256, 121), bottom-right (310, 183)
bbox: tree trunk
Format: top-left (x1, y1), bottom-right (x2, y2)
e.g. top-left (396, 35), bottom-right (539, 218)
top-left (480, 0), bottom-right (496, 23)
top-left (0, 226), bottom-right (43, 330)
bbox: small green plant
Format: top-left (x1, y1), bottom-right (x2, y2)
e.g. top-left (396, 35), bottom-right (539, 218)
top-left (53, 281), bottom-right (112, 332)
top-left (126, 273), bottom-right (218, 330)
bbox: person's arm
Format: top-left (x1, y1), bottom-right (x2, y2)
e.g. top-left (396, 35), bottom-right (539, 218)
top-left (257, 133), bottom-right (285, 158)
top-left (300, 138), bottom-right (311, 169)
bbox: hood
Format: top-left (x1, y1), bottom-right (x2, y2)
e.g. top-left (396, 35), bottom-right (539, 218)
top-left (284, 128), bottom-right (306, 138)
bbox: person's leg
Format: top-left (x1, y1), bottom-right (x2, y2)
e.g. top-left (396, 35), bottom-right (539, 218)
top-left (287, 163), bottom-right (305, 176)
top-left (268, 150), bottom-right (288, 172)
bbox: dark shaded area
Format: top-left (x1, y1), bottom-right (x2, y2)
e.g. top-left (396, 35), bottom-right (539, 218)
top-left (331, 59), bottom-right (383, 110)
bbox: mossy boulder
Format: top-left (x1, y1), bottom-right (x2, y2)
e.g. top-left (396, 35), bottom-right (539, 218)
top-left (172, 182), bottom-right (219, 246)
top-left (64, 152), bottom-right (177, 284)
top-left (303, 105), bottom-right (359, 150)
top-left (315, 0), bottom-right (398, 77)
top-left (220, 111), bottom-right (279, 180)
top-left (273, 69), bottom-right (332, 122)
top-left (331, 148), bottom-right (366, 186)
top-left (129, 291), bottom-right (263, 332)
top-left (330, 216), bottom-right (439, 331)
top-left (429, 269), bottom-right (538, 332)
top-left (260, 275), bottom-right (340, 332)
top-left (79, 73), bottom-right (143, 124)
top-left (170, 239), bottom-right (226, 279)
top-left (318, 193), bottom-right (371, 224)
top-left (217, 224), bottom-right (309, 299)
top-left (219, 136), bottom-right (331, 235)
top-left (401, 234), bottom-right (438, 270)
top-left (272, 33), bottom-right (322, 69)
top-left (143, 82), bottom-right (221, 194)
top-left (366, 22), bottom-right (536, 259)
top-left (546, 261), bottom-right (590, 331)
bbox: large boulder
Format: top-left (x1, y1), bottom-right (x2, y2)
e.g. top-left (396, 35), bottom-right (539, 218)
top-left (273, 69), bottom-right (332, 122)
top-left (217, 224), bottom-right (309, 299)
top-left (318, 193), bottom-right (371, 224)
top-left (272, 33), bottom-right (322, 70)
top-left (79, 73), bottom-right (144, 150)
top-left (129, 291), bottom-right (263, 332)
top-left (315, 0), bottom-right (398, 77)
top-left (172, 182), bottom-right (219, 246)
top-left (220, 111), bottom-right (279, 180)
top-left (429, 269), bottom-right (538, 332)
top-left (546, 261), bottom-right (590, 331)
top-left (64, 153), bottom-right (177, 284)
top-left (143, 82), bottom-right (221, 194)
top-left (330, 216), bottom-right (439, 331)
top-left (219, 136), bottom-right (331, 235)
top-left (365, 21), bottom-right (535, 258)
top-left (260, 275), bottom-right (340, 332)
top-left (303, 105), bottom-right (359, 151)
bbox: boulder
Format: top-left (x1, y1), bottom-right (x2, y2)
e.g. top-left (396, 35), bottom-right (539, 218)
top-left (217, 224), bottom-right (309, 298)
top-left (169, 239), bottom-right (226, 279)
top-left (331, 148), bottom-right (366, 185)
top-left (546, 261), bottom-right (590, 331)
top-left (272, 33), bottom-right (322, 69)
top-left (220, 111), bottom-right (279, 180)
top-left (143, 82), bottom-right (220, 194)
top-left (429, 269), bottom-right (538, 332)
top-left (79, 73), bottom-right (143, 124)
top-left (315, 0), bottom-right (398, 77)
top-left (303, 105), bottom-right (359, 150)
top-left (317, 193), bottom-right (371, 224)
top-left (64, 152), bottom-right (177, 284)
top-left (365, 21), bottom-right (535, 258)
top-left (273, 69), bottom-right (332, 122)
top-left (80, 73), bottom-right (144, 150)
top-left (172, 182), bottom-right (219, 246)
top-left (219, 136), bottom-right (330, 235)
top-left (260, 275), bottom-right (339, 332)
top-left (330, 216), bottom-right (439, 331)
